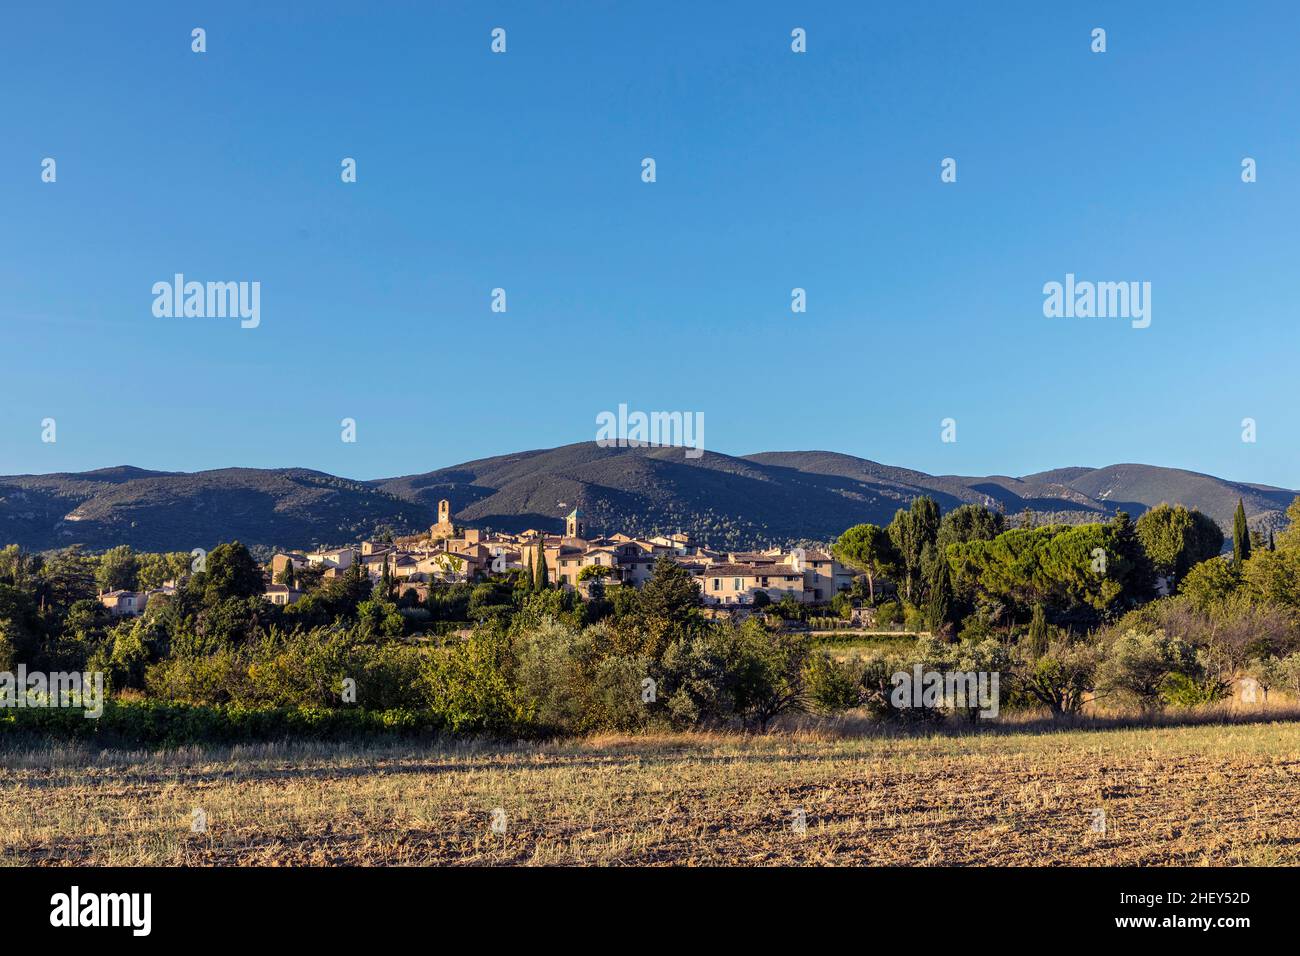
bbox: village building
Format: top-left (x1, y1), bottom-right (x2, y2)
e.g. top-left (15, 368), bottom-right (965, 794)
top-left (269, 553), bottom-right (309, 583)
top-left (698, 564), bottom-right (806, 605)
top-left (257, 498), bottom-right (853, 607)
top-left (430, 499), bottom-right (455, 538)
top-left (264, 583), bottom-right (305, 606)
top-left (306, 547), bottom-right (356, 570)
top-left (99, 590), bottom-right (148, 616)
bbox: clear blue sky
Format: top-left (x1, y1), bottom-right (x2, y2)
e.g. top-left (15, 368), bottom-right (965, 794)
top-left (3, 1), bottom-right (1298, 486)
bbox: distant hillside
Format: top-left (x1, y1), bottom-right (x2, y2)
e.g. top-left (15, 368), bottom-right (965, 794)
top-left (1, 444), bottom-right (1294, 553)
top-left (376, 444), bottom-right (1295, 549)
top-left (1023, 463), bottom-right (1298, 532)
top-left (754, 453), bottom-right (1294, 535)
top-left (743, 451), bottom-right (1109, 520)
top-left (0, 468), bottom-right (429, 554)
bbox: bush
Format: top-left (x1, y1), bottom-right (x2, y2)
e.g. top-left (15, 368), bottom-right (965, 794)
top-left (830, 592), bottom-right (853, 620)
top-left (1013, 639), bottom-right (1101, 717)
top-left (512, 619), bottom-right (651, 734)
top-left (774, 594), bottom-right (805, 621)
top-left (957, 614), bottom-right (995, 643)
top-left (1095, 629), bottom-right (1200, 713)
top-left (803, 651), bottom-right (862, 714)
top-left (874, 601), bottom-right (901, 627)
top-left (658, 629), bottom-right (736, 728)
top-left (0, 699), bottom-right (434, 747)
top-left (726, 623), bottom-right (811, 731)
top-left (857, 640), bottom-right (949, 724)
top-left (1160, 671), bottom-right (1225, 708)
top-left (418, 628), bottom-right (531, 735)
top-left (856, 636), bottom-right (1008, 724)
top-left (1275, 652), bottom-right (1300, 699)
top-left (1179, 556), bottom-right (1241, 610)
top-left (144, 626), bottom-right (426, 711)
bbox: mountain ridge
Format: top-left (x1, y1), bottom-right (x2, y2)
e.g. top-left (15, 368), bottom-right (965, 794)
top-left (1, 443), bottom-right (1293, 554)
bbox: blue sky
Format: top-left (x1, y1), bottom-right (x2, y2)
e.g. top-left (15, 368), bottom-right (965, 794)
top-left (2, 1), bottom-right (1298, 486)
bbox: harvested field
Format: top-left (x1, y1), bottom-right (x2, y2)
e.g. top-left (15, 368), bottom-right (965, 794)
top-left (3, 718), bottom-right (1299, 866)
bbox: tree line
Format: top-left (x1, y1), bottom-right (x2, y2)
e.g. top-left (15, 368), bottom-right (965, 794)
top-left (3, 492), bottom-right (1299, 743)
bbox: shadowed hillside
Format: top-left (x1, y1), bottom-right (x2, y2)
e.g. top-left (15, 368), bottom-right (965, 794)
top-left (0, 468), bottom-right (429, 554)
top-left (2, 443), bottom-right (1294, 553)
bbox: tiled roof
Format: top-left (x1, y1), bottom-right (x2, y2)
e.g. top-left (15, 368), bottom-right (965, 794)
top-left (703, 564), bottom-right (803, 578)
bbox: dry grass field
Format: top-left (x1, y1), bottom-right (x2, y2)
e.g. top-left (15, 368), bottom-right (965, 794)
top-left (3, 716), bottom-right (1300, 866)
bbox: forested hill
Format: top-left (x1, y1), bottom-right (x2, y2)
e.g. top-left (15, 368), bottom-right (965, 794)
top-left (2, 445), bottom-right (1292, 553)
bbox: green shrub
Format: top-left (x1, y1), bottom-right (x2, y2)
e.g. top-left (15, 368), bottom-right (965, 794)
top-left (512, 619), bottom-right (652, 734)
top-left (0, 699), bottom-right (436, 747)
top-left (1160, 672), bottom-right (1225, 707)
top-left (1095, 629), bottom-right (1201, 713)
top-left (803, 651), bottom-right (862, 714)
top-left (1013, 639), bottom-right (1101, 716)
top-left (874, 601), bottom-right (901, 627)
top-left (418, 628), bottom-right (532, 735)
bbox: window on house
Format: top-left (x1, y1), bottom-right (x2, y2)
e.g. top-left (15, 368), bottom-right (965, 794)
top-left (733, 578), bottom-right (742, 590)
top-left (712, 579), bottom-right (720, 591)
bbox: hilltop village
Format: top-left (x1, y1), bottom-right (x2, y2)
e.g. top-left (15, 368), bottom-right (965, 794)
top-left (99, 499), bottom-right (853, 617)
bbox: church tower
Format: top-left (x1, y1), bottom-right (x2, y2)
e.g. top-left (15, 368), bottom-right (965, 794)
top-left (565, 508), bottom-right (585, 539)
top-left (430, 498), bottom-right (455, 538)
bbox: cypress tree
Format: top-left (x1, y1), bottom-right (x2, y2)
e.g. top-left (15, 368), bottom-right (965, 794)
top-left (926, 558), bottom-right (953, 637)
top-left (1027, 602), bottom-right (1049, 658)
top-left (887, 496), bottom-right (940, 605)
top-left (535, 542), bottom-right (550, 590)
top-left (1233, 499), bottom-right (1251, 566)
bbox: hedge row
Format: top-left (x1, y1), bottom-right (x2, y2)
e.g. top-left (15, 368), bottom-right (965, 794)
top-left (0, 700), bottom-right (439, 746)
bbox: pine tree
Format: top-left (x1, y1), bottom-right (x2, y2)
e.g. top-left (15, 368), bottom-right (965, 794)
top-left (525, 550), bottom-right (536, 592)
top-left (1233, 499), bottom-right (1252, 566)
top-left (638, 554), bottom-right (703, 659)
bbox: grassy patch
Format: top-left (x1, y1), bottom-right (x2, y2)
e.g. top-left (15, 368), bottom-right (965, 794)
top-left (811, 632), bottom-right (919, 659)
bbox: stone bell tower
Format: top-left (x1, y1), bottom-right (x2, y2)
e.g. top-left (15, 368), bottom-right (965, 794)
top-left (565, 508), bottom-right (585, 539)
top-left (430, 498), bottom-right (455, 538)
